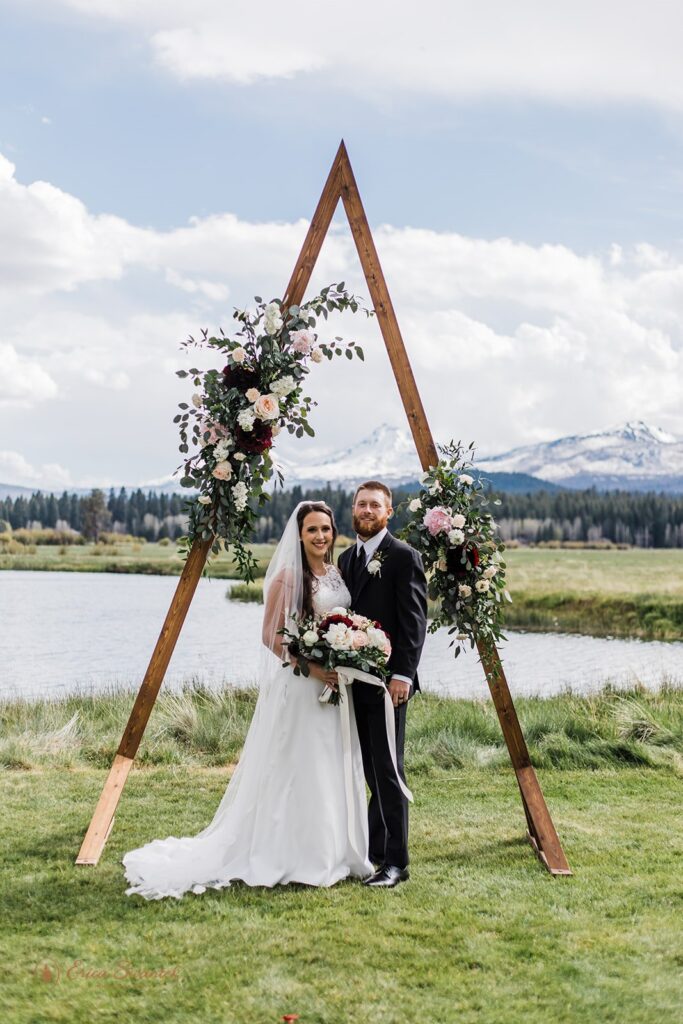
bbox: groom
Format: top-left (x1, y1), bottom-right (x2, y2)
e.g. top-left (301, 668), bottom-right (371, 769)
top-left (339, 480), bottom-right (427, 888)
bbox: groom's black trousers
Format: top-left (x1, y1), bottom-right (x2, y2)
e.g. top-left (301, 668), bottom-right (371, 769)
top-left (354, 695), bottom-right (409, 869)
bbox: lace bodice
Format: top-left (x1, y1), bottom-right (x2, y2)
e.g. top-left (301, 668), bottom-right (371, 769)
top-left (312, 565), bottom-right (352, 616)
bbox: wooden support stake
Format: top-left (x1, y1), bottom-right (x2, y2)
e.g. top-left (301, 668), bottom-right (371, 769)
top-left (76, 139), bottom-right (570, 877)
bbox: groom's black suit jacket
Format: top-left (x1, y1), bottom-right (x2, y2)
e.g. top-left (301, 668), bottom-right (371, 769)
top-left (338, 531), bottom-right (428, 704)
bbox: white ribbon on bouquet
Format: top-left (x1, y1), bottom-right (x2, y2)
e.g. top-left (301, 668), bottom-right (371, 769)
top-left (319, 666), bottom-right (413, 862)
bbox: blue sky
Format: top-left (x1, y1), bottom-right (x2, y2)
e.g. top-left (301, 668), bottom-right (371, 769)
top-left (2, 0), bottom-right (683, 488)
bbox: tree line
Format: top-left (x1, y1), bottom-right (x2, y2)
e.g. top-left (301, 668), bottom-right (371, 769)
top-left (1, 484), bottom-right (683, 547)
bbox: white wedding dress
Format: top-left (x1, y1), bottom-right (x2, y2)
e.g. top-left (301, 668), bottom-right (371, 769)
top-left (122, 564), bottom-right (373, 898)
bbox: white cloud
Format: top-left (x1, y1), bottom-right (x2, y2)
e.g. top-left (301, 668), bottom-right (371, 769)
top-left (50, 1), bottom-right (683, 109)
top-left (0, 342), bottom-right (58, 404)
top-left (0, 151), bottom-right (682, 487)
top-left (0, 450), bottom-right (72, 489)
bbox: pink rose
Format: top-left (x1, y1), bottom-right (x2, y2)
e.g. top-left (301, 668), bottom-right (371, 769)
top-left (351, 631), bottom-right (369, 650)
top-left (351, 614), bottom-right (370, 628)
top-left (290, 329), bottom-right (315, 354)
top-left (212, 461), bottom-right (233, 481)
top-left (254, 394), bottom-right (279, 420)
top-left (203, 420), bottom-right (230, 445)
top-left (245, 388), bottom-right (260, 403)
top-left (423, 506), bottom-right (454, 537)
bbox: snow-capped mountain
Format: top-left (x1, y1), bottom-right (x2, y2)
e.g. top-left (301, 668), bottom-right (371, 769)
top-left (277, 424), bottom-right (422, 490)
top-left (477, 420), bottom-right (683, 492)
top-left (4, 420), bottom-right (682, 499)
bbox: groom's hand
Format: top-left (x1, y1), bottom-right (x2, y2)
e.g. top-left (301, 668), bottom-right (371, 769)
top-left (388, 677), bottom-right (411, 707)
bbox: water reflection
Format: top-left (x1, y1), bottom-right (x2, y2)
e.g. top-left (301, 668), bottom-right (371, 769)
top-left (2, 571), bottom-right (681, 702)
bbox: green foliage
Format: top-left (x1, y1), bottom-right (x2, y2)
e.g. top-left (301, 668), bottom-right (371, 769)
top-left (399, 441), bottom-right (509, 659)
top-left (175, 285), bottom-right (373, 580)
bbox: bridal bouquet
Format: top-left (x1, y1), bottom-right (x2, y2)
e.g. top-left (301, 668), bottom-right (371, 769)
top-left (399, 440), bottom-right (511, 659)
top-left (280, 608), bottom-right (392, 706)
top-left (174, 284), bottom-right (372, 580)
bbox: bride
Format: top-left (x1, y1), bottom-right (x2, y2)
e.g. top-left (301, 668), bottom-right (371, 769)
top-left (122, 501), bottom-right (373, 898)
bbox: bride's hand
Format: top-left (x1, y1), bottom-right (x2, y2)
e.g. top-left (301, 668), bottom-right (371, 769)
top-left (307, 663), bottom-right (339, 690)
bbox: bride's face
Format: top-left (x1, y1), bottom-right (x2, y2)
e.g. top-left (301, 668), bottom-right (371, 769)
top-left (300, 510), bottom-right (334, 564)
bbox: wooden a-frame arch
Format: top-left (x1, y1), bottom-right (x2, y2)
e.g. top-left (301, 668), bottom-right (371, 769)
top-left (76, 141), bottom-right (571, 876)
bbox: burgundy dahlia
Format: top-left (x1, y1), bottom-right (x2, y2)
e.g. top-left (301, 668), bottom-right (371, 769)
top-left (320, 613), bottom-right (354, 630)
top-left (446, 544), bottom-right (479, 578)
top-left (222, 364), bottom-right (259, 391)
top-left (235, 419), bottom-right (273, 454)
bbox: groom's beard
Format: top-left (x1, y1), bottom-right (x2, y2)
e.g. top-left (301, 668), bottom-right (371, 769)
top-left (353, 512), bottom-right (389, 539)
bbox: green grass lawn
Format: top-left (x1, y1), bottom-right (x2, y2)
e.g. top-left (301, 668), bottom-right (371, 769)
top-left (2, 685), bottom-right (682, 1022)
top-left (229, 548), bottom-right (683, 641)
top-left (2, 765), bottom-right (681, 1023)
top-left (0, 539), bottom-right (279, 579)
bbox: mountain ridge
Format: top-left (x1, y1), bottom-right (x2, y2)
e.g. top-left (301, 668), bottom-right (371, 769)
top-left (2, 419), bottom-right (682, 498)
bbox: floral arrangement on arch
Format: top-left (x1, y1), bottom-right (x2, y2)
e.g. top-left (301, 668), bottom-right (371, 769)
top-left (174, 284), bottom-right (369, 580)
top-left (398, 441), bottom-right (511, 656)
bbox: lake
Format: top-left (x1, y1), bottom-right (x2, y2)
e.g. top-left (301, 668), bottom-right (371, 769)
top-left (2, 570), bottom-right (682, 702)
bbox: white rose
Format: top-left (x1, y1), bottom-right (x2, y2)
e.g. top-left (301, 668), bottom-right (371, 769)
top-left (452, 513), bottom-right (466, 529)
top-left (234, 452), bottom-right (246, 461)
top-left (302, 630), bottom-right (319, 645)
top-left (324, 623), bottom-right (354, 650)
top-left (212, 461), bottom-right (232, 481)
top-left (458, 583), bottom-right (472, 598)
top-left (191, 393), bottom-right (203, 409)
top-left (459, 474), bottom-right (474, 486)
top-left (237, 409), bottom-right (255, 432)
top-left (366, 626), bottom-right (389, 649)
top-left (408, 498), bottom-right (422, 512)
top-left (367, 559), bottom-right (381, 575)
top-left (245, 388), bottom-right (260, 403)
top-left (310, 347), bottom-right (323, 363)
top-left (331, 606), bottom-right (349, 615)
top-left (232, 481), bottom-right (249, 512)
top-left (429, 482), bottom-right (442, 495)
top-left (214, 439), bottom-right (231, 461)
top-left (271, 375), bottom-right (297, 398)
top-left (254, 394), bottom-right (279, 420)
top-left (197, 495), bottom-right (212, 505)
top-left (263, 302), bottom-right (284, 335)
top-left (483, 565), bottom-right (498, 579)
top-left (475, 579), bottom-right (491, 593)
top-left (231, 346), bottom-right (246, 364)
top-left (448, 528), bottom-right (465, 545)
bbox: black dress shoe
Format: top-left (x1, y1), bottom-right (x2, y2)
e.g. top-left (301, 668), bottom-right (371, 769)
top-left (363, 864), bottom-right (409, 888)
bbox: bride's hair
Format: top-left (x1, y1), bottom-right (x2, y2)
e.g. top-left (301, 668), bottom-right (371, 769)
top-left (296, 501), bottom-right (338, 616)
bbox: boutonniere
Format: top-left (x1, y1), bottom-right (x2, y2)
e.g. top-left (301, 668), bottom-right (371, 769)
top-left (366, 550), bottom-right (387, 578)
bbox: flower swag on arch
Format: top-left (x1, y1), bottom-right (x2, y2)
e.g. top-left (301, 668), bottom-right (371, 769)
top-left (174, 284), bottom-right (371, 581)
top-left (398, 441), bottom-right (511, 657)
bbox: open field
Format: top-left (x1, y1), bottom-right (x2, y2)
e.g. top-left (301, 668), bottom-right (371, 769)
top-left (229, 548), bottom-right (683, 641)
top-left (2, 542), bottom-right (683, 639)
top-left (1, 684), bottom-right (681, 1024)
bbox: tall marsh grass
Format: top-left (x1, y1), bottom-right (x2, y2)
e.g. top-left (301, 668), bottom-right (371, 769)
top-left (1, 680), bottom-right (681, 774)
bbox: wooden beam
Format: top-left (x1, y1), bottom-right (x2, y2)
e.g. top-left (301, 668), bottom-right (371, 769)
top-left (75, 140), bottom-right (570, 877)
top-left (75, 537), bottom-right (212, 865)
top-left (338, 146), bottom-right (438, 469)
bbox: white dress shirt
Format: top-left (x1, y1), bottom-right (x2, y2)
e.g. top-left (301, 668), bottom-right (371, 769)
top-left (355, 528), bottom-right (412, 688)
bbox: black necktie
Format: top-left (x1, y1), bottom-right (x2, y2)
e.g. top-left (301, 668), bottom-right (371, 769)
top-left (351, 544), bottom-right (364, 587)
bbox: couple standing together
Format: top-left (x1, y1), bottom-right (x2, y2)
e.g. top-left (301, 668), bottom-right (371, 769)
top-left (123, 482), bottom-right (428, 898)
